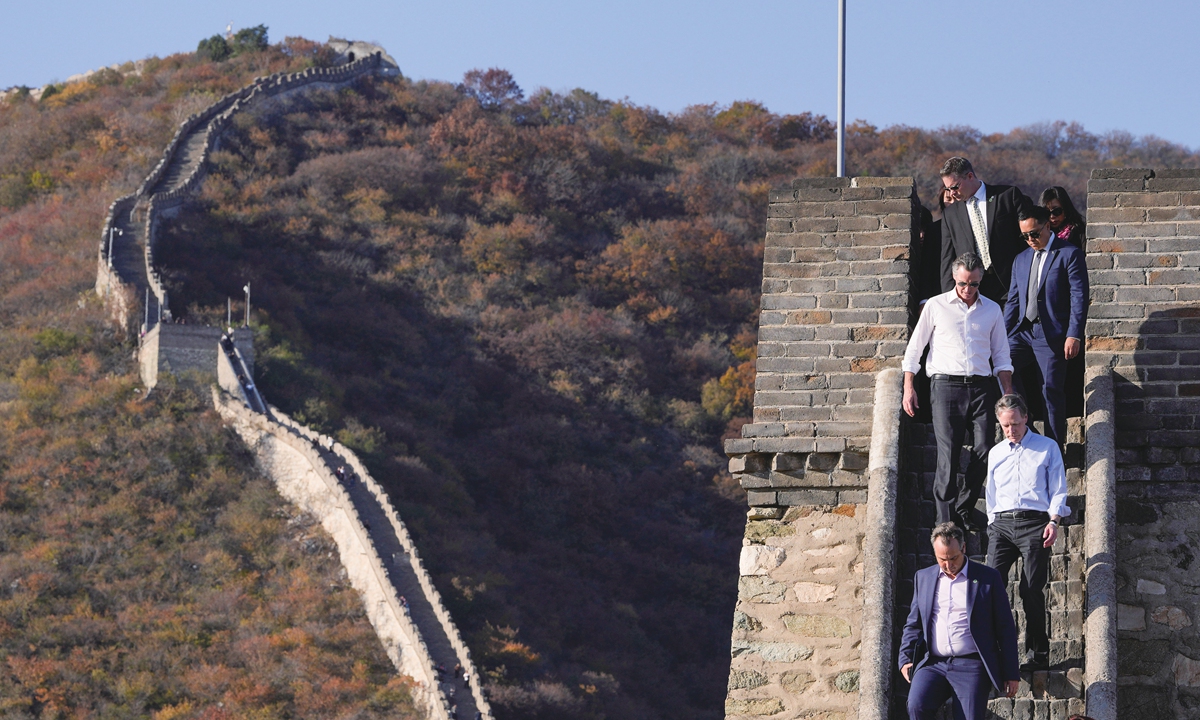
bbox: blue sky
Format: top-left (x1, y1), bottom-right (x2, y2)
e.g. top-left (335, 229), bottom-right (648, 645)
top-left (4, 0), bottom-right (1199, 149)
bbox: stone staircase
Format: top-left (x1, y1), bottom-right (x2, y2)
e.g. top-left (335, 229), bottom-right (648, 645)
top-left (893, 417), bottom-right (1088, 720)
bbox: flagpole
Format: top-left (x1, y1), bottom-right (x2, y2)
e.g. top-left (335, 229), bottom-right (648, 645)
top-left (836, 0), bottom-right (846, 177)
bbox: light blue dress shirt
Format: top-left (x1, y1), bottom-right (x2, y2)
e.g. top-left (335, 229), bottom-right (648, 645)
top-left (985, 430), bottom-right (1071, 525)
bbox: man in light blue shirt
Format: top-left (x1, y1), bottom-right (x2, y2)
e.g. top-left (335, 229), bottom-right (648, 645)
top-left (985, 393), bottom-right (1070, 672)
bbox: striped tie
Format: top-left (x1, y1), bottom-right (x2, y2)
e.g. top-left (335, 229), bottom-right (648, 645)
top-left (968, 197), bottom-right (992, 270)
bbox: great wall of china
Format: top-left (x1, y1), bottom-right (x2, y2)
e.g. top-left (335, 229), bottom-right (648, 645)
top-left (87, 38), bottom-right (1200, 720)
top-left (93, 43), bottom-right (491, 720)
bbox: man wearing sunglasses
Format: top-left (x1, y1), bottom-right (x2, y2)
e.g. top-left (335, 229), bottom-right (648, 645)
top-left (1003, 205), bottom-right (1088, 445)
top-left (903, 253), bottom-right (1014, 531)
top-left (938, 157), bottom-right (1029, 306)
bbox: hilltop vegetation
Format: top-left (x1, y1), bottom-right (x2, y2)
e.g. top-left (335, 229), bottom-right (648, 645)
top-left (0, 38), bottom-right (418, 718)
top-left (3, 31), bottom-right (1199, 720)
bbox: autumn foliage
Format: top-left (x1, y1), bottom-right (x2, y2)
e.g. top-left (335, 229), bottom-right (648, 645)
top-left (3, 35), bottom-right (1200, 720)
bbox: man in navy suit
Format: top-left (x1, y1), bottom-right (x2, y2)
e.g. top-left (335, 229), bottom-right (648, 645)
top-left (1004, 205), bottom-right (1089, 445)
top-left (939, 157), bottom-right (1029, 305)
top-left (900, 523), bottom-right (1020, 720)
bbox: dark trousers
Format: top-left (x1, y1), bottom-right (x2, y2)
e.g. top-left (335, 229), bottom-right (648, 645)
top-left (987, 512), bottom-right (1051, 659)
top-left (931, 376), bottom-right (999, 528)
top-left (907, 656), bottom-right (992, 720)
top-left (1010, 321), bottom-right (1068, 444)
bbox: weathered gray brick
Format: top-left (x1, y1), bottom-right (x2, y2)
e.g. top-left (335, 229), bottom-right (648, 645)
top-left (837, 216), bottom-right (880, 232)
top-left (777, 489), bottom-right (837, 506)
top-left (1088, 178), bottom-right (1147, 192)
top-left (761, 295), bottom-right (818, 310)
top-left (1088, 269), bottom-right (1148, 285)
top-left (1088, 206), bottom-right (1146, 222)
top-left (1117, 191), bottom-right (1180, 207)
top-left (841, 186), bottom-right (882, 200)
top-left (1115, 223), bottom-right (1176, 238)
top-left (795, 187), bottom-right (843, 202)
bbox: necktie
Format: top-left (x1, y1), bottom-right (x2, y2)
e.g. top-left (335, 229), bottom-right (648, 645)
top-left (1026, 250), bottom-right (1044, 323)
top-left (968, 197), bottom-right (992, 270)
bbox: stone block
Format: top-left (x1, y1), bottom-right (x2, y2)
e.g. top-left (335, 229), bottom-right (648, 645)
top-left (1091, 167), bottom-right (1153, 180)
top-left (1089, 178), bottom-right (1148, 192)
top-left (793, 177), bottom-right (851, 189)
top-left (725, 438), bottom-right (754, 454)
top-left (841, 186), bottom-right (882, 200)
top-left (730, 453), bottom-right (772, 473)
top-left (1119, 639), bottom-right (1170, 676)
top-left (733, 610), bottom-right (763, 631)
top-left (724, 698), bottom-right (785, 716)
top-left (777, 489), bottom-right (838, 506)
top-left (737, 473), bottom-right (770, 489)
top-left (745, 520), bottom-right (796, 542)
top-left (793, 581), bottom-right (837, 602)
top-left (730, 640), bottom-right (813, 662)
top-left (740, 545), bottom-right (787, 576)
top-left (834, 670), bottom-right (859, 692)
top-left (739, 576), bottom-right (789, 603)
top-left (782, 613), bottom-right (852, 637)
top-left (779, 670), bottom-right (814, 694)
top-left (747, 507), bottom-right (784, 521)
top-left (1117, 685), bottom-right (1171, 720)
top-left (746, 490), bottom-right (778, 506)
top-left (728, 669), bottom-right (770, 690)
top-left (1147, 177), bottom-right (1200, 191)
top-left (1150, 604), bottom-right (1192, 629)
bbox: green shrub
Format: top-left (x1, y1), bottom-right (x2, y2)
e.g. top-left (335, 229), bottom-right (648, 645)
top-left (196, 35), bottom-right (230, 62)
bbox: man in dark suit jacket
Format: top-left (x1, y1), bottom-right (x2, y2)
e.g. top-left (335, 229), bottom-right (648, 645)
top-left (1004, 205), bottom-right (1089, 445)
top-left (900, 523), bottom-right (1020, 720)
top-left (939, 157), bottom-right (1029, 304)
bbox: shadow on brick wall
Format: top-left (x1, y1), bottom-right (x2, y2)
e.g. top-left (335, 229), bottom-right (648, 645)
top-left (1114, 306), bottom-right (1200, 719)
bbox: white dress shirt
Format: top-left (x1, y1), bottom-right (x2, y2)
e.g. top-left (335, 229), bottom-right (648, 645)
top-left (930, 559), bottom-right (979, 657)
top-left (985, 429), bottom-right (1071, 525)
top-left (902, 290), bottom-right (1014, 377)
top-left (1030, 235), bottom-right (1055, 290)
top-left (970, 182), bottom-right (989, 237)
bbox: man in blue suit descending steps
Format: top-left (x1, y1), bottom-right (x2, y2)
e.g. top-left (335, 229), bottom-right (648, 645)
top-left (1004, 204), bottom-right (1089, 445)
top-left (899, 522), bottom-right (1020, 720)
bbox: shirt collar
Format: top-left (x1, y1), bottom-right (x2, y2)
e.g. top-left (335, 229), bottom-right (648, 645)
top-left (973, 182), bottom-right (987, 206)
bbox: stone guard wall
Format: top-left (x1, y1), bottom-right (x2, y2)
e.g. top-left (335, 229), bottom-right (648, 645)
top-left (724, 176), bottom-right (917, 719)
top-left (213, 390), bottom-right (459, 720)
top-left (1084, 168), bottom-right (1200, 720)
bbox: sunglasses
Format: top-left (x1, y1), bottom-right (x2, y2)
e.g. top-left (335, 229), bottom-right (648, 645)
top-left (1020, 229), bottom-right (1045, 241)
top-left (955, 281), bottom-right (981, 288)
top-left (1048, 207), bottom-right (1064, 217)
top-left (945, 183), bottom-right (961, 192)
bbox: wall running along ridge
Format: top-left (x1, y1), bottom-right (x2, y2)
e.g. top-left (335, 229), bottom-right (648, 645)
top-left (91, 45), bottom-right (493, 719)
top-left (214, 390), bottom-right (494, 720)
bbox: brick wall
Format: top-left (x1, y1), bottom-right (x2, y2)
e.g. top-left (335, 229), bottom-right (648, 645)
top-left (1085, 168), bottom-right (1200, 719)
top-left (724, 176), bottom-right (917, 719)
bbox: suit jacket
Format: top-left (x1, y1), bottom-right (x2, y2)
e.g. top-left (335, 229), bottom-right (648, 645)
top-left (898, 560), bottom-right (1019, 691)
top-left (1003, 239), bottom-right (1089, 344)
top-left (919, 219), bottom-right (945, 302)
top-left (940, 184), bottom-right (1029, 294)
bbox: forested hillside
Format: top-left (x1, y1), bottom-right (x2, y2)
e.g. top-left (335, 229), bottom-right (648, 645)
top-left (3, 33), bottom-right (1199, 720)
top-left (0, 40), bottom-right (418, 718)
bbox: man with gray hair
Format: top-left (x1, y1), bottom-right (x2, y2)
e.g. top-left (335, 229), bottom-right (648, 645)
top-left (986, 393), bottom-right (1070, 672)
top-left (899, 522), bottom-right (1020, 719)
top-left (904, 252), bottom-right (1014, 531)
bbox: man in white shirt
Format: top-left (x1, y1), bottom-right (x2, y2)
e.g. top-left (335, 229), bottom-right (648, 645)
top-left (986, 393), bottom-right (1070, 671)
top-left (903, 253), bottom-right (1014, 531)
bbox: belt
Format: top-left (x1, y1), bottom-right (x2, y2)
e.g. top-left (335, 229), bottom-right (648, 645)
top-left (996, 510), bottom-right (1049, 519)
top-left (930, 652), bottom-right (981, 662)
top-left (930, 374), bottom-right (993, 383)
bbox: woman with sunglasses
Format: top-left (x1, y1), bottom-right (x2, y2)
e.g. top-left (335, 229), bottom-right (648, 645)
top-left (1040, 186), bottom-right (1086, 419)
top-left (1039, 186), bottom-right (1085, 249)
